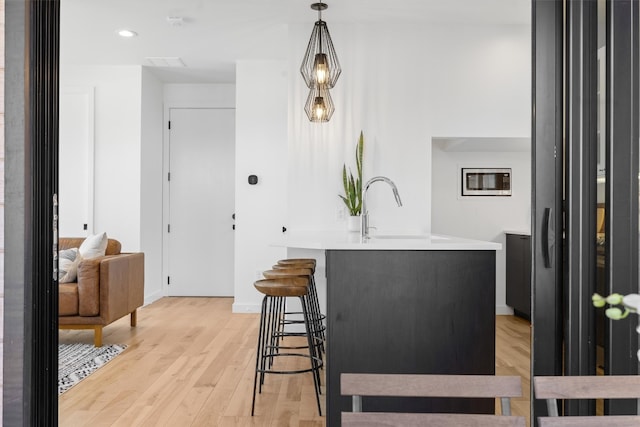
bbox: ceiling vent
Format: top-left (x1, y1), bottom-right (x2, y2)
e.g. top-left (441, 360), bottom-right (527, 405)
top-left (145, 57), bottom-right (186, 67)
top-left (166, 16), bottom-right (184, 27)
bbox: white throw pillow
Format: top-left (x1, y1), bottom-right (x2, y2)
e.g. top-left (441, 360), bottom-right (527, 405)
top-left (79, 232), bottom-right (108, 259)
top-left (59, 248), bottom-right (81, 283)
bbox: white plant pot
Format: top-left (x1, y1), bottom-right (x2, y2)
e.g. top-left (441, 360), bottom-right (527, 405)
top-left (346, 215), bottom-right (361, 233)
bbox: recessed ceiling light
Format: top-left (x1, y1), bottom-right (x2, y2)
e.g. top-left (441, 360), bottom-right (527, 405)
top-left (117, 29), bottom-right (138, 38)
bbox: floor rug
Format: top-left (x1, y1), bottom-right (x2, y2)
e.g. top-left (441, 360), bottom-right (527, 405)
top-left (58, 343), bottom-right (127, 394)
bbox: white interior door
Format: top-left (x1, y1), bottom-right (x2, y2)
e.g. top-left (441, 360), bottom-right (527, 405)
top-left (168, 108), bottom-right (235, 296)
top-left (59, 87), bottom-right (94, 238)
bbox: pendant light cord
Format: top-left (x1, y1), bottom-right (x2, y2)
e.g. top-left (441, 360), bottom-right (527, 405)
top-left (317, 2), bottom-right (324, 53)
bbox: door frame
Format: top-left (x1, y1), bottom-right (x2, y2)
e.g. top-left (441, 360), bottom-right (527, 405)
top-left (532, 0), bottom-right (640, 422)
top-left (532, 0), bottom-right (565, 422)
top-left (563, 0), bottom-right (598, 416)
top-left (4, 0), bottom-right (60, 424)
top-left (605, 0), bottom-right (640, 414)
top-left (164, 106), bottom-right (236, 296)
top-left (161, 100), bottom-right (236, 297)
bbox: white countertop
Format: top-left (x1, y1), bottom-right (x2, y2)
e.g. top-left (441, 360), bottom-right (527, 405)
top-left (274, 231), bottom-right (501, 251)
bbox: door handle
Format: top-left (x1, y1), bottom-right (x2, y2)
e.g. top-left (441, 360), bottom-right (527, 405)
top-left (542, 207), bottom-right (554, 268)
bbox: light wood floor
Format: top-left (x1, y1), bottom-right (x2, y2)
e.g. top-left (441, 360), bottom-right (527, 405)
top-left (496, 314), bottom-right (532, 426)
top-left (59, 298), bottom-right (531, 426)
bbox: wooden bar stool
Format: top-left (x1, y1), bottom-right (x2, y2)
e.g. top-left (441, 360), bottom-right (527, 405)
top-left (275, 259), bottom-right (325, 337)
top-left (251, 277), bottom-right (323, 416)
top-left (273, 262), bottom-right (315, 271)
top-left (263, 268), bottom-right (325, 355)
top-left (277, 258), bottom-right (317, 266)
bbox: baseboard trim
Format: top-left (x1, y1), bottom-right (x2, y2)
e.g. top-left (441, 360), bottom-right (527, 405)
top-left (144, 290), bottom-right (164, 306)
top-left (496, 305), bottom-right (515, 316)
top-left (232, 303), bottom-right (261, 313)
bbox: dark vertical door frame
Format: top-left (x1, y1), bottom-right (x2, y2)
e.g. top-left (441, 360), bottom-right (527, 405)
top-left (605, 0), bottom-right (640, 415)
top-left (533, 0), bottom-right (640, 420)
top-left (532, 0), bottom-right (565, 423)
top-left (563, 0), bottom-right (598, 416)
top-left (3, 0), bottom-right (60, 425)
top-left (3, 0), bottom-right (29, 423)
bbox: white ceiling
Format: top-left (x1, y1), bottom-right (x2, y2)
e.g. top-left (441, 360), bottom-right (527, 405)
top-left (60, 0), bottom-right (530, 83)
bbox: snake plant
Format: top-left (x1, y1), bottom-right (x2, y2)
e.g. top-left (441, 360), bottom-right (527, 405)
top-left (339, 132), bottom-right (364, 216)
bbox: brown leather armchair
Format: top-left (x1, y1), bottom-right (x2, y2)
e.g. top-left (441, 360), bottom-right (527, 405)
top-left (58, 237), bottom-right (144, 346)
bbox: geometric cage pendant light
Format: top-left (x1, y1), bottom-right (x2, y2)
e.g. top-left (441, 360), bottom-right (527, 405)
top-left (304, 84), bottom-right (335, 122)
top-left (300, 2), bottom-right (341, 89)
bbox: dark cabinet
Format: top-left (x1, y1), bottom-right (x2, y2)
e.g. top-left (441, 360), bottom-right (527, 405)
top-left (506, 233), bottom-right (531, 320)
top-left (325, 250), bottom-right (497, 426)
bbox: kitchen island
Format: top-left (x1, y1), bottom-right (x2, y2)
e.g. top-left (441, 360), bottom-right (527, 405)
top-left (278, 232), bottom-right (501, 425)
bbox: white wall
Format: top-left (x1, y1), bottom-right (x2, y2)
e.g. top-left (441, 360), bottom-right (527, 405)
top-left (429, 24), bottom-right (531, 137)
top-left (59, 20), bottom-right (530, 313)
top-left (431, 146), bottom-right (531, 314)
top-left (286, 22), bottom-right (530, 236)
top-left (60, 66), bottom-right (142, 251)
top-left (288, 23), bottom-right (430, 234)
top-left (140, 68), bottom-right (164, 304)
top-left (233, 60), bottom-right (288, 312)
top-left (163, 84), bottom-right (236, 107)
top-left (58, 86), bottom-right (94, 237)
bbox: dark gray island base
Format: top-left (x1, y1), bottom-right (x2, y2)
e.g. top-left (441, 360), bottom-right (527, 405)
top-left (325, 249), bottom-right (496, 425)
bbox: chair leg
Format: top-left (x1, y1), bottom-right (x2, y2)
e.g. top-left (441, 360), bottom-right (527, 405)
top-left (94, 326), bottom-right (103, 347)
top-left (252, 296), bottom-right (268, 416)
top-left (130, 309), bottom-right (137, 327)
top-left (301, 295), bottom-right (322, 416)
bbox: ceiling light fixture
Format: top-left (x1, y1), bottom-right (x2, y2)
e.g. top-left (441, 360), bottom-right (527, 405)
top-left (117, 29), bottom-right (138, 38)
top-left (304, 84), bottom-right (335, 123)
top-left (300, 2), bottom-right (341, 89)
top-left (301, 2), bottom-right (341, 123)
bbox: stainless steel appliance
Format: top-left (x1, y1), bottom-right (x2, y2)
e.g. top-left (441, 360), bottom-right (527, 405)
top-left (461, 168), bottom-right (511, 196)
